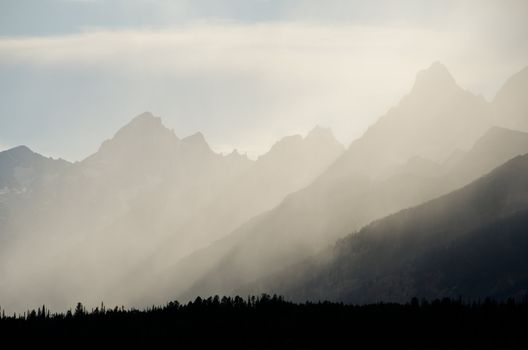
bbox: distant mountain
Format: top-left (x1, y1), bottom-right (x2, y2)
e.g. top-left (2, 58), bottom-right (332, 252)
top-left (444, 127), bottom-right (528, 187)
top-left (252, 154), bottom-right (528, 303)
top-left (0, 112), bottom-right (343, 312)
top-left (493, 66), bottom-right (528, 131)
top-left (9, 112), bottom-right (234, 246)
top-left (166, 64), bottom-right (528, 302)
top-left (0, 146), bottom-right (70, 247)
top-left (186, 125), bottom-right (344, 241)
top-left (3, 62), bottom-right (528, 311)
top-left (81, 112), bottom-right (232, 189)
top-left (0, 145), bottom-right (69, 191)
top-left (129, 125), bottom-right (344, 298)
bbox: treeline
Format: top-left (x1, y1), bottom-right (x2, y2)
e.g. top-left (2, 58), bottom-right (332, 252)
top-left (1, 295), bottom-right (528, 348)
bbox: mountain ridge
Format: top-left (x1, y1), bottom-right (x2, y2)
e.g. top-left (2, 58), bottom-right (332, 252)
top-left (248, 153), bottom-right (528, 303)
top-left (161, 62), bottom-right (528, 303)
top-left (2, 62), bottom-right (528, 311)
top-left (0, 111), bottom-right (344, 312)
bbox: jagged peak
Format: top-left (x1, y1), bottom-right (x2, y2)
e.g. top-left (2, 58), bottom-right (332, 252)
top-left (124, 111), bottom-right (163, 129)
top-left (412, 61), bottom-right (458, 92)
top-left (134, 111), bottom-right (156, 119)
top-left (2, 145), bottom-right (33, 155)
top-left (110, 112), bottom-right (174, 142)
top-left (1, 145), bottom-right (72, 165)
top-left (182, 132), bottom-right (206, 144)
top-left (182, 132), bottom-right (212, 153)
top-left (228, 148), bottom-right (241, 157)
top-left (0, 145), bottom-right (61, 165)
top-left (305, 125), bottom-right (336, 142)
top-left (493, 65), bottom-right (528, 103)
top-left (0, 145), bottom-right (44, 162)
top-left (92, 112), bottom-right (179, 159)
top-left (226, 148), bottom-right (251, 161)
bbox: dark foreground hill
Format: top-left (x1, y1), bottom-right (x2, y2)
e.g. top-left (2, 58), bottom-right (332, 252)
top-left (1, 295), bottom-right (528, 349)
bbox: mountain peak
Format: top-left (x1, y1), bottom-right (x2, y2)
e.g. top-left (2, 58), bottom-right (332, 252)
top-left (3, 145), bottom-right (33, 156)
top-left (126, 111), bottom-right (163, 129)
top-left (228, 148), bottom-right (243, 157)
top-left (412, 61), bottom-right (458, 92)
top-left (182, 132), bottom-right (206, 144)
top-left (111, 112), bottom-right (174, 140)
top-left (494, 65), bottom-right (528, 103)
top-left (491, 65), bottom-right (528, 131)
top-left (226, 149), bottom-right (251, 162)
top-left (305, 125), bottom-right (344, 152)
top-left (305, 125), bottom-right (335, 142)
top-left (181, 132), bottom-right (212, 153)
top-left (92, 112), bottom-right (179, 161)
top-left (0, 145), bottom-right (45, 163)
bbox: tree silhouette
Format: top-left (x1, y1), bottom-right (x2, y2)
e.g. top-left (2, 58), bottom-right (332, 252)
top-left (1, 296), bottom-right (528, 347)
top-left (74, 302), bottom-right (85, 317)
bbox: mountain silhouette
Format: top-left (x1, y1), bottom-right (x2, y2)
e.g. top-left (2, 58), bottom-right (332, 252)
top-left (0, 112), bottom-right (343, 311)
top-left (132, 125), bottom-right (344, 298)
top-left (329, 62), bottom-right (490, 179)
top-left (0, 145), bottom-right (69, 190)
top-left (411, 61), bottom-right (458, 93)
top-left (2, 63), bottom-right (528, 312)
top-left (166, 64), bottom-right (528, 301)
top-left (493, 66), bottom-right (528, 131)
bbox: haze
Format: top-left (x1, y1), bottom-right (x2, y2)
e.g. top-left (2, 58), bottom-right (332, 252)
top-left (1, 0), bottom-right (528, 314)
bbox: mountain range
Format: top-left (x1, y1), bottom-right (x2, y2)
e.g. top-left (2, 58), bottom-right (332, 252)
top-left (154, 62), bottom-right (528, 304)
top-left (0, 111), bottom-right (343, 311)
top-left (251, 153), bottom-right (528, 302)
top-left (1, 62), bottom-right (528, 311)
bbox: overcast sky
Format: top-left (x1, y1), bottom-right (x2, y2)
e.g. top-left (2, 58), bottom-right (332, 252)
top-left (1, 0), bottom-right (527, 160)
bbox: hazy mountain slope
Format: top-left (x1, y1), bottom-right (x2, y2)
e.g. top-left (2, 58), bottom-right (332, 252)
top-left (168, 126), bottom-right (344, 256)
top-left (126, 126), bottom-right (344, 305)
top-left (167, 64), bottom-right (527, 301)
top-left (493, 66), bottom-right (528, 131)
top-left (324, 62), bottom-right (490, 183)
top-left (237, 125), bottom-right (344, 214)
top-left (251, 154), bottom-right (528, 303)
top-left (87, 115), bottom-right (342, 260)
top-left (2, 113), bottom-right (237, 248)
top-left (0, 145), bottom-right (70, 190)
top-left (444, 127), bottom-right (528, 187)
top-left (0, 146), bottom-right (70, 246)
top-left (3, 62), bottom-right (527, 311)
top-left (0, 112), bottom-right (343, 312)
top-left (169, 127), bottom-right (528, 301)
top-left (101, 124), bottom-right (343, 299)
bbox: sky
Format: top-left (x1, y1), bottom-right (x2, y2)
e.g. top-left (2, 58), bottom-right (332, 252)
top-left (0, 0), bottom-right (527, 160)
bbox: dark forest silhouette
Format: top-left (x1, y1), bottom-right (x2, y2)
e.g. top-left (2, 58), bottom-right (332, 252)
top-left (2, 295), bottom-right (528, 348)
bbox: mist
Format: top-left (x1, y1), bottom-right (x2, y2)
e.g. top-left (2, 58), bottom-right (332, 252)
top-left (1, 61), bottom-right (527, 313)
top-left (1, 1), bottom-right (528, 317)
